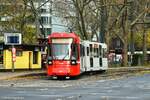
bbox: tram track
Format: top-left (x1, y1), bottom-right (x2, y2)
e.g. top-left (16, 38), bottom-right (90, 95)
top-left (2, 67), bottom-right (150, 81)
top-left (77, 67), bottom-right (150, 81)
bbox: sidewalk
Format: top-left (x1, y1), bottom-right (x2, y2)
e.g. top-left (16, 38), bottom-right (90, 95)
top-left (0, 70), bottom-right (46, 80)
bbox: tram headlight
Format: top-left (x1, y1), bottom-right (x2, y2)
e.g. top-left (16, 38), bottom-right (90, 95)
top-left (48, 60), bottom-right (53, 65)
top-left (48, 56), bottom-right (53, 65)
top-left (71, 56), bottom-right (77, 65)
top-left (71, 60), bottom-right (77, 65)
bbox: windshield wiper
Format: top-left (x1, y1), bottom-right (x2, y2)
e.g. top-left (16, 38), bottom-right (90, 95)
top-left (52, 53), bottom-right (58, 60)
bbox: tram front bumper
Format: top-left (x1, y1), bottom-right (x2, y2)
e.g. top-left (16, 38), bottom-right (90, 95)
top-left (52, 68), bottom-right (71, 76)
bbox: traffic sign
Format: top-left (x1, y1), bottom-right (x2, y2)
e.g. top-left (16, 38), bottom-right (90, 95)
top-left (12, 47), bottom-right (16, 62)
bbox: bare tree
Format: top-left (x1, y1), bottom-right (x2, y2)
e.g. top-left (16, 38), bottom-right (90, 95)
top-left (52, 0), bottom-right (150, 66)
top-left (0, 0), bottom-right (49, 43)
top-left (53, 0), bottom-right (97, 40)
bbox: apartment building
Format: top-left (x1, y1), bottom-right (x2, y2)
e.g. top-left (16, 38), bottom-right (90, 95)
top-left (35, 0), bottom-right (68, 37)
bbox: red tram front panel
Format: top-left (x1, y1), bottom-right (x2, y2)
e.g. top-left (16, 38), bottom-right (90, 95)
top-left (47, 60), bottom-right (80, 76)
top-left (47, 32), bottom-right (81, 77)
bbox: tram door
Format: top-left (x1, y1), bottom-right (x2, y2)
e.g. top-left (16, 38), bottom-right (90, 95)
top-left (99, 45), bottom-right (102, 67)
top-left (80, 44), bottom-right (86, 72)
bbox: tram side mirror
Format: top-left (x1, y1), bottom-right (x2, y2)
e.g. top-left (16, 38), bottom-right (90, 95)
top-left (71, 44), bottom-right (78, 65)
top-left (48, 56), bottom-right (52, 65)
top-left (71, 43), bottom-right (74, 48)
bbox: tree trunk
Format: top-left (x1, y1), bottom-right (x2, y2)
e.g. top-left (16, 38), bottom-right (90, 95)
top-left (143, 28), bottom-right (147, 65)
top-left (29, 0), bottom-right (43, 38)
top-left (80, 13), bottom-right (88, 40)
top-left (105, 31), bottom-right (109, 51)
top-left (100, 0), bottom-right (107, 43)
top-left (122, 0), bottom-right (128, 67)
top-left (72, 0), bottom-right (88, 40)
top-left (122, 35), bottom-right (128, 66)
top-left (20, 0), bottom-right (27, 34)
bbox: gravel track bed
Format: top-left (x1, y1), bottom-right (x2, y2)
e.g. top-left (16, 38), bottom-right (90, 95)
top-left (0, 69), bottom-right (149, 88)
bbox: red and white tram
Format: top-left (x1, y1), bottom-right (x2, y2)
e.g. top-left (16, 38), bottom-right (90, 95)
top-left (47, 32), bottom-right (108, 78)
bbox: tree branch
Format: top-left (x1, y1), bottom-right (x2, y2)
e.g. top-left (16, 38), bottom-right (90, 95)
top-left (130, 10), bottom-right (146, 26)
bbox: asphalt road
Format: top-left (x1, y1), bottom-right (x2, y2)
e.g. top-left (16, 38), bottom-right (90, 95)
top-left (0, 74), bottom-right (150, 100)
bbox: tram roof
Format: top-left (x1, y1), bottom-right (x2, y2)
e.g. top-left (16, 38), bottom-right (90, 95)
top-left (48, 32), bottom-right (80, 43)
top-left (49, 32), bottom-right (78, 38)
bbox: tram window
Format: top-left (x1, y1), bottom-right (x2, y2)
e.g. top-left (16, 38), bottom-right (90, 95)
top-left (33, 51), bottom-right (38, 64)
top-left (99, 58), bottom-right (102, 66)
top-left (90, 44), bottom-right (92, 52)
top-left (16, 50), bottom-right (22, 56)
top-left (94, 48), bottom-right (98, 57)
top-left (99, 45), bottom-right (102, 56)
top-left (103, 48), bottom-right (107, 58)
top-left (87, 47), bottom-right (89, 56)
top-left (80, 44), bottom-right (85, 57)
top-left (90, 44), bottom-right (93, 56)
top-left (83, 46), bottom-right (85, 56)
top-left (103, 49), bottom-right (105, 57)
top-left (90, 57), bottom-right (93, 67)
top-left (72, 44), bottom-right (78, 59)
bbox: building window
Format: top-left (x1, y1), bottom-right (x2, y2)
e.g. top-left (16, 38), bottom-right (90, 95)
top-left (16, 50), bottom-right (22, 56)
top-left (33, 51), bottom-right (38, 64)
top-left (49, 17), bottom-right (52, 24)
top-left (46, 28), bottom-right (51, 35)
top-left (41, 17), bottom-right (48, 24)
top-left (42, 28), bottom-right (51, 36)
top-left (40, 8), bottom-right (47, 13)
top-left (41, 17), bottom-right (51, 25)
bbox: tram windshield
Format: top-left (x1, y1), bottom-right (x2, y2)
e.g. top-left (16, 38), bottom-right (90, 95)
top-left (52, 44), bottom-right (71, 60)
top-left (51, 38), bottom-right (73, 60)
